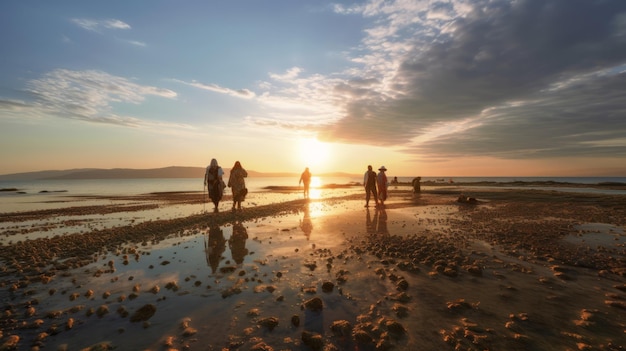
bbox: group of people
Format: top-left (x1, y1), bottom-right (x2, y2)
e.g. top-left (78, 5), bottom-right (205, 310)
top-left (204, 159), bottom-right (397, 211)
top-left (204, 158), bottom-right (248, 212)
top-left (363, 165), bottom-right (389, 208)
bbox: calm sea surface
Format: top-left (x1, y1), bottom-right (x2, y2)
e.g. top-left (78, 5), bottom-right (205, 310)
top-left (1, 176), bottom-right (625, 196)
top-left (1, 176), bottom-right (625, 213)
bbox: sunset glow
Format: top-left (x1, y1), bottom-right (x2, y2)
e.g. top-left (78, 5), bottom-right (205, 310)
top-left (297, 138), bottom-right (331, 170)
top-left (1, 1), bottom-right (625, 177)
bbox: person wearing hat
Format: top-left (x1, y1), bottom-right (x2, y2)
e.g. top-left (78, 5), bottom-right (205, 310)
top-left (377, 166), bottom-right (388, 206)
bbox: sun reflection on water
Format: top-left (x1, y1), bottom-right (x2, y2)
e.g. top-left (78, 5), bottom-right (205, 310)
top-left (307, 176), bottom-right (322, 199)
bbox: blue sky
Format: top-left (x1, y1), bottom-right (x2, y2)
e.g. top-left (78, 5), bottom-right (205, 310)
top-left (2, 0), bottom-right (626, 176)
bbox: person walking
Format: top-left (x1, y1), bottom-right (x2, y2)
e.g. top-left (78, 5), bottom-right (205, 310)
top-left (412, 177), bottom-right (421, 193)
top-left (363, 165), bottom-right (379, 207)
top-left (299, 167), bottom-right (312, 199)
top-left (204, 158), bottom-right (225, 212)
top-left (377, 166), bottom-right (389, 207)
top-left (227, 161), bottom-right (248, 210)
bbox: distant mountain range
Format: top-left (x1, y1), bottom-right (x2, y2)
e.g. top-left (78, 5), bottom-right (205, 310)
top-left (0, 166), bottom-right (358, 180)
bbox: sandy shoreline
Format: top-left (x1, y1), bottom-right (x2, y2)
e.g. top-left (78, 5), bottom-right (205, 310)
top-left (1, 187), bottom-right (625, 350)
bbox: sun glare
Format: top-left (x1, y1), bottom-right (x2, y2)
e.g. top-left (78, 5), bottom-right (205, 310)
top-left (298, 138), bottom-right (330, 168)
top-left (308, 176), bottom-right (322, 199)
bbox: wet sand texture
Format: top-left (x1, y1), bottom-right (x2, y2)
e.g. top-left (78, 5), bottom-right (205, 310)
top-left (0, 187), bottom-right (625, 350)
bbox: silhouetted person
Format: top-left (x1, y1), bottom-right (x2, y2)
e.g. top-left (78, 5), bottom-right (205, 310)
top-left (205, 224), bottom-right (226, 273)
top-left (204, 158), bottom-right (225, 212)
top-left (228, 161), bottom-right (248, 211)
top-left (412, 177), bottom-right (421, 193)
top-left (299, 167), bottom-right (312, 199)
top-left (229, 222), bottom-right (249, 265)
top-left (363, 165), bottom-right (379, 208)
top-left (377, 166), bottom-right (388, 207)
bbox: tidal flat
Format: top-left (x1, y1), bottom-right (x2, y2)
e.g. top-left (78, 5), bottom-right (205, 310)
top-left (1, 187), bottom-right (625, 350)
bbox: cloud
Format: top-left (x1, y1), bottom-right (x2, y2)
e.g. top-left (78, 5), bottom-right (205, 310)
top-left (71, 18), bottom-right (131, 32)
top-left (173, 79), bottom-right (256, 99)
top-left (125, 40), bottom-right (147, 47)
top-left (318, 0), bottom-right (626, 160)
top-left (0, 69), bottom-right (183, 130)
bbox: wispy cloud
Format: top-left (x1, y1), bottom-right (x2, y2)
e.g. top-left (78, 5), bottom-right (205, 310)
top-left (172, 79), bottom-right (256, 99)
top-left (71, 18), bottom-right (131, 32)
top-left (125, 39), bottom-right (146, 47)
top-left (0, 69), bottom-right (186, 130)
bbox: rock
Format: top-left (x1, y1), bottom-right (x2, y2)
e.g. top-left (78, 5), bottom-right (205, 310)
top-left (321, 281), bottom-right (334, 293)
top-left (0, 335), bottom-right (19, 350)
top-left (96, 305), bottom-right (109, 317)
top-left (291, 315), bottom-right (300, 327)
top-left (247, 308), bottom-right (261, 317)
top-left (79, 342), bottom-right (113, 351)
top-left (250, 342), bottom-right (274, 351)
top-left (182, 327), bottom-right (197, 336)
top-left (384, 319), bottom-right (406, 336)
top-left (301, 331), bottom-right (323, 350)
top-left (258, 317), bottom-right (279, 331)
top-left (396, 279), bottom-right (409, 290)
top-left (392, 304), bottom-right (409, 318)
top-left (130, 304), bottom-right (156, 322)
top-left (330, 320), bottom-right (352, 337)
top-left (303, 297), bottom-right (324, 312)
top-left (352, 328), bottom-right (374, 345)
top-left (465, 265), bottom-right (483, 276)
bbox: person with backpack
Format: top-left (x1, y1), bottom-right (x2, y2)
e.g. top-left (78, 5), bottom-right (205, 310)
top-left (204, 158), bottom-right (225, 212)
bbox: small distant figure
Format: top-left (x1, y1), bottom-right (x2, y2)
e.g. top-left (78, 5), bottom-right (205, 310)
top-left (457, 194), bottom-right (477, 204)
top-left (377, 166), bottom-right (388, 206)
top-left (412, 177), bottom-right (421, 193)
top-left (363, 165), bottom-right (379, 207)
top-left (299, 167), bottom-right (312, 199)
top-left (204, 158), bottom-right (225, 212)
top-left (391, 176), bottom-right (398, 184)
top-left (227, 161), bottom-right (248, 211)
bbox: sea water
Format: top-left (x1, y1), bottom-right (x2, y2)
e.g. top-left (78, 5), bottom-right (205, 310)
top-left (1, 176), bottom-right (625, 213)
top-left (2, 176), bottom-right (625, 196)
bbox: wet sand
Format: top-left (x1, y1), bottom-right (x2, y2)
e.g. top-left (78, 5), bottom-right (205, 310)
top-left (1, 186), bottom-right (625, 350)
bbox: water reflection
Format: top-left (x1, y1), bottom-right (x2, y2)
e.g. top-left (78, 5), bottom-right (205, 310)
top-left (366, 208), bottom-right (376, 235)
top-left (205, 224), bottom-right (226, 273)
top-left (229, 221), bottom-right (249, 264)
top-left (308, 177), bottom-right (322, 199)
top-left (376, 207), bottom-right (389, 236)
top-left (299, 203), bottom-right (313, 240)
top-left (366, 207), bottom-right (389, 237)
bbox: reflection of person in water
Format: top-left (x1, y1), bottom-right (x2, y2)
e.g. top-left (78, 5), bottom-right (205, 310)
top-left (229, 221), bottom-right (249, 264)
top-left (205, 224), bottom-right (226, 273)
top-left (366, 208), bottom-right (376, 236)
top-left (375, 207), bottom-right (389, 236)
top-left (299, 203), bottom-right (313, 240)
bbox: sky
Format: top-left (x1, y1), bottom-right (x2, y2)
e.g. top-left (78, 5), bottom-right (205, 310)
top-left (1, 0), bottom-right (626, 177)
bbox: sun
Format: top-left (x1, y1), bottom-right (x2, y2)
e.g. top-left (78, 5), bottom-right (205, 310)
top-left (297, 137), bottom-right (330, 168)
